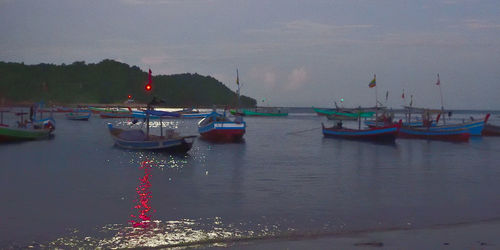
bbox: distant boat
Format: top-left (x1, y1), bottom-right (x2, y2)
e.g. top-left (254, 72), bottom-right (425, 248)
top-left (326, 110), bottom-right (374, 121)
top-left (131, 110), bottom-right (180, 119)
top-left (230, 108), bottom-right (288, 117)
top-left (322, 122), bottom-right (399, 142)
top-left (100, 110), bottom-right (134, 118)
top-left (65, 111), bottom-right (91, 121)
top-left (198, 110), bottom-right (246, 141)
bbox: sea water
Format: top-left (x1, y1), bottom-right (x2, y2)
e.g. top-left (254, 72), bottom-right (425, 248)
top-left (0, 109), bottom-right (499, 248)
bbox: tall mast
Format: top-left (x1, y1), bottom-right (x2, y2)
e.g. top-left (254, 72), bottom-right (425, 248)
top-left (374, 74), bottom-right (378, 127)
top-left (437, 73), bottom-right (445, 124)
top-left (236, 68), bottom-right (241, 110)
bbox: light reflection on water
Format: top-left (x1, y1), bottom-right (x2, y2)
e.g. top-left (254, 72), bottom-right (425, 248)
top-left (48, 218), bottom-right (290, 249)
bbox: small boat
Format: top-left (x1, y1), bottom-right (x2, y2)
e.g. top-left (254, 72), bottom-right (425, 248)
top-left (327, 110), bottom-right (374, 121)
top-left (230, 108), bottom-right (288, 117)
top-left (65, 111), bottom-right (91, 121)
top-left (0, 126), bottom-right (52, 142)
top-left (107, 124), bottom-right (195, 152)
top-left (481, 123), bottom-right (500, 136)
top-left (322, 122), bottom-right (399, 142)
top-left (398, 126), bottom-right (470, 142)
top-left (198, 111), bottom-right (246, 141)
top-left (107, 96), bottom-right (196, 152)
top-left (100, 110), bottom-right (134, 118)
top-left (0, 112), bottom-right (53, 142)
top-left (313, 107), bottom-right (335, 116)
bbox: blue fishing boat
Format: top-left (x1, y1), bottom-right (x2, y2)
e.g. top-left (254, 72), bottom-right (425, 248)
top-left (198, 110), bottom-right (246, 142)
top-left (398, 126), bottom-right (470, 142)
top-left (132, 110), bottom-right (180, 119)
top-left (322, 122), bottom-right (399, 142)
top-left (428, 114), bottom-right (490, 136)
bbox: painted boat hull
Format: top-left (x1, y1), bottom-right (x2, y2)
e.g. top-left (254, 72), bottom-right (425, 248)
top-left (181, 113), bottom-right (210, 119)
top-left (428, 120), bottom-right (485, 136)
top-left (322, 124), bottom-right (398, 142)
top-left (326, 114), bottom-right (358, 120)
top-left (108, 124), bottom-right (195, 152)
top-left (199, 122), bottom-right (246, 141)
top-left (65, 112), bottom-right (91, 120)
top-left (398, 127), bottom-right (470, 142)
top-left (0, 126), bottom-right (52, 142)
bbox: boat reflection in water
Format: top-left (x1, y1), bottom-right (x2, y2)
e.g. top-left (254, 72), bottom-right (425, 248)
top-left (130, 161), bottom-right (154, 228)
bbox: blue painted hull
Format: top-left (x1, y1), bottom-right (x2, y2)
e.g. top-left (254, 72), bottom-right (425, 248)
top-left (322, 124), bottom-right (398, 142)
top-left (399, 127), bottom-right (470, 142)
top-left (428, 120), bottom-right (485, 136)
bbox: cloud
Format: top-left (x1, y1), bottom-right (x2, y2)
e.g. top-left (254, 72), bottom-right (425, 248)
top-left (287, 67), bottom-right (307, 90)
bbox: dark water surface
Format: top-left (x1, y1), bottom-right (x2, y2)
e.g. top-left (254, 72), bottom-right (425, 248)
top-left (1, 111), bottom-right (500, 248)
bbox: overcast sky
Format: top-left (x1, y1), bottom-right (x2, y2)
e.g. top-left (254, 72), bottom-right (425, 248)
top-left (1, 0), bottom-right (499, 109)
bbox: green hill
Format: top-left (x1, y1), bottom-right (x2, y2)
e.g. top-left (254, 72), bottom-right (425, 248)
top-left (0, 59), bottom-right (256, 107)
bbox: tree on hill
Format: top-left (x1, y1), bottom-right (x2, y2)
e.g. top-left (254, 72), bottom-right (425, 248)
top-left (0, 60), bottom-right (257, 107)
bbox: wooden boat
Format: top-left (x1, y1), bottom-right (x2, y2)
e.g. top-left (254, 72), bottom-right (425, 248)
top-left (65, 111), bottom-right (91, 121)
top-left (108, 97), bottom-right (196, 152)
top-left (132, 110), bottom-right (180, 119)
top-left (482, 123), bottom-right (500, 136)
top-left (427, 114), bottom-right (490, 136)
top-left (0, 126), bottom-right (52, 142)
top-left (180, 112), bottom-right (210, 119)
top-left (398, 126), bottom-right (470, 142)
top-left (313, 107), bottom-right (335, 116)
top-left (107, 124), bottom-right (195, 152)
top-left (198, 111), bottom-right (246, 141)
top-left (322, 122), bottom-right (399, 142)
top-left (0, 112), bottom-right (53, 142)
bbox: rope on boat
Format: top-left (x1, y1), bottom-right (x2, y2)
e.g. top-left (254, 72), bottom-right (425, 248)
top-left (286, 127), bottom-right (321, 135)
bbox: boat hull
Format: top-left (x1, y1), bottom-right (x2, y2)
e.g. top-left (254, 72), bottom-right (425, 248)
top-left (199, 122), bottom-right (246, 142)
top-left (322, 124), bottom-right (398, 142)
top-left (398, 127), bottom-right (470, 142)
top-left (65, 112), bottom-right (91, 121)
top-left (0, 126), bottom-right (52, 142)
top-left (108, 124), bottom-right (195, 152)
top-left (241, 109), bottom-right (288, 117)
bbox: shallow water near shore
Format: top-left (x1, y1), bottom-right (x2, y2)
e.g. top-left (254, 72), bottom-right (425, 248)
top-left (1, 110), bottom-right (500, 248)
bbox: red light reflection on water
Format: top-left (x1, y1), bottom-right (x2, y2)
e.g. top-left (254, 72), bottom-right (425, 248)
top-left (130, 160), bottom-right (155, 228)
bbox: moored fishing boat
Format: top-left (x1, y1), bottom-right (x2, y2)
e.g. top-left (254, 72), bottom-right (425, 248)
top-left (428, 113), bottom-right (489, 136)
top-left (231, 108), bottom-right (288, 117)
top-left (322, 122), bottom-right (399, 142)
top-left (107, 123), bottom-right (195, 152)
top-left (65, 111), bottom-right (91, 121)
top-left (100, 110), bottom-right (134, 118)
top-left (398, 126), bottom-right (470, 142)
top-left (0, 126), bottom-right (52, 142)
top-left (198, 110), bottom-right (246, 141)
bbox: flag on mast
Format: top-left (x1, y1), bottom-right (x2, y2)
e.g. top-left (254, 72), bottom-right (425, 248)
top-left (402, 89), bottom-right (405, 99)
top-left (436, 73), bottom-right (440, 85)
top-left (369, 75), bottom-right (376, 88)
top-left (385, 90), bottom-right (389, 101)
top-left (148, 69), bottom-right (152, 84)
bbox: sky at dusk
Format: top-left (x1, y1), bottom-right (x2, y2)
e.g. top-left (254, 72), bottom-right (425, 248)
top-left (1, 0), bottom-right (499, 109)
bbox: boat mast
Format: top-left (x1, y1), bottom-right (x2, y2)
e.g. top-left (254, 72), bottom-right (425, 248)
top-left (374, 74), bottom-right (378, 127)
top-left (437, 73), bottom-right (446, 125)
top-left (236, 68), bottom-right (241, 111)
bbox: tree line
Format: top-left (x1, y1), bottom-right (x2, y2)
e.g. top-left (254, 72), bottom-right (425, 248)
top-left (0, 59), bottom-right (256, 107)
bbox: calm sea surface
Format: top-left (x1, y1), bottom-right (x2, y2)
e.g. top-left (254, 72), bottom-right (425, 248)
top-left (1, 109), bottom-right (500, 248)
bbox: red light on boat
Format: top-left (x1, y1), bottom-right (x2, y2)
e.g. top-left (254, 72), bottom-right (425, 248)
top-left (128, 95), bottom-right (132, 99)
top-left (145, 84), bottom-right (152, 91)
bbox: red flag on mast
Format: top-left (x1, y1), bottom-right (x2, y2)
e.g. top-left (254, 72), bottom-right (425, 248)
top-left (148, 69), bottom-right (152, 84)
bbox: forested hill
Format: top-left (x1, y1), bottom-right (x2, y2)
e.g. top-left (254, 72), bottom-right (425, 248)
top-left (0, 59), bottom-right (256, 107)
